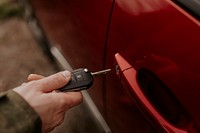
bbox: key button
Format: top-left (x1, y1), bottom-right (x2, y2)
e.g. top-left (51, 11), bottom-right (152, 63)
top-left (71, 74), bottom-right (77, 82)
top-left (76, 74), bottom-right (84, 81)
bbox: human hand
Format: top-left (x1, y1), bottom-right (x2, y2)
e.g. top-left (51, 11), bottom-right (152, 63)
top-left (13, 71), bottom-right (83, 133)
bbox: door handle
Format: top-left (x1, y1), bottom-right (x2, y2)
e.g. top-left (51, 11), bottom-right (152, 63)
top-left (114, 53), bottom-right (189, 133)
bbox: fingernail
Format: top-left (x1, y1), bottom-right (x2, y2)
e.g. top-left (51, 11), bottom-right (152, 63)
top-left (61, 71), bottom-right (71, 79)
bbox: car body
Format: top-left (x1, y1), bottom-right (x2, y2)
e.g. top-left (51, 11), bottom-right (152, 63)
top-left (23, 0), bottom-right (200, 132)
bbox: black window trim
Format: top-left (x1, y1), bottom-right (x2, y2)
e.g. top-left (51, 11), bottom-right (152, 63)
top-left (173, 0), bottom-right (200, 20)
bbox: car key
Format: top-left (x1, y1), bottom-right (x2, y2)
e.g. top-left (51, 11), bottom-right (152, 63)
top-left (58, 68), bottom-right (111, 92)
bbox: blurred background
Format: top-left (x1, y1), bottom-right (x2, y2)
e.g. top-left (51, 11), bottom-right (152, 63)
top-left (0, 0), bottom-right (56, 92)
top-left (0, 1), bottom-right (104, 133)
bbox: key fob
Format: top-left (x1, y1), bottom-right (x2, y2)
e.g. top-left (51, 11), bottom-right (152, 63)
top-left (58, 68), bottom-right (93, 92)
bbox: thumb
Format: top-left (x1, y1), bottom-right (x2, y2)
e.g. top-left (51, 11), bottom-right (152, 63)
top-left (37, 71), bottom-right (71, 92)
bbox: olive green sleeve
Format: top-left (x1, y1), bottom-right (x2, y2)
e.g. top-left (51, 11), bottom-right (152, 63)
top-left (0, 90), bottom-right (42, 133)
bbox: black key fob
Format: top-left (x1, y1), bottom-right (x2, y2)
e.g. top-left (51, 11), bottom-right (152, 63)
top-left (59, 68), bottom-right (93, 92)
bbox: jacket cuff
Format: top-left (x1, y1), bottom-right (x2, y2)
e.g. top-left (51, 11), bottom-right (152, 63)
top-left (0, 90), bottom-right (42, 133)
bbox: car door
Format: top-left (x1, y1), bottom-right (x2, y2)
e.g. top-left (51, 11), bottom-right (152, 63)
top-left (105, 0), bottom-right (200, 132)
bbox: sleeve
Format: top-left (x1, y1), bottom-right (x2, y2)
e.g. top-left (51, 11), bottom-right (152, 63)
top-left (0, 90), bottom-right (42, 133)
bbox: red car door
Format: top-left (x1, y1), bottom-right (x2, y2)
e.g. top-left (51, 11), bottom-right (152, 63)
top-left (105, 0), bottom-right (200, 132)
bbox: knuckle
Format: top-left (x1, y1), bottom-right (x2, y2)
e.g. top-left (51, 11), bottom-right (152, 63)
top-left (55, 72), bottom-right (68, 84)
top-left (59, 97), bottom-right (68, 108)
top-left (28, 80), bottom-right (38, 87)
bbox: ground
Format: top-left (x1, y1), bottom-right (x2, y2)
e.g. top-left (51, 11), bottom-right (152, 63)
top-left (0, 1), bottom-right (56, 92)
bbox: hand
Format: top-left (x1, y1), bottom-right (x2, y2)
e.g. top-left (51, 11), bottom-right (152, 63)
top-left (13, 71), bottom-right (83, 133)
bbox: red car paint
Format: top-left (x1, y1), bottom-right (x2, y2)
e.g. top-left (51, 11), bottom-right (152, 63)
top-left (105, 0), bottom-right (200, 132)
top-left (29, 0), bottom-right (200, 132)
top-left (115, 53), bottom-right (190, 133)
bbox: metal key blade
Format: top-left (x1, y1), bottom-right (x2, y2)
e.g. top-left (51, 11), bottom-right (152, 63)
top-left (91, 69), bottom-right (111, 76)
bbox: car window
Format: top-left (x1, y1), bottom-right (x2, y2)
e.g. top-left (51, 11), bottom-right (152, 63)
top-left (173, 0), bottom-right (200, 20)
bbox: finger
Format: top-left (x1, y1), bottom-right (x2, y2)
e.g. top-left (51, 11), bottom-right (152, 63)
top-left (55, 91), bottom-right (83, 110)
top-left (37, 70), bottom-right (71, 92)
top-left (27, 74), bottom-right (45, 81)
top-left (21, 82), bottom-right (27, 86)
